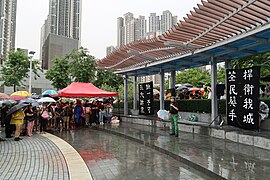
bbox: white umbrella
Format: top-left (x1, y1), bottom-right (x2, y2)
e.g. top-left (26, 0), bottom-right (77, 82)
top-left (157, 110), bottom-right (169, 120)
top-left (37, 97), bottom-right (56, 103)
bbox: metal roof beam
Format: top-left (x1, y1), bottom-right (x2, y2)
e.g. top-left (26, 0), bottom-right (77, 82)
top-left (247, 35), bottom-right (270, 44)
top-left (223, 45), bottom-right (258, 55)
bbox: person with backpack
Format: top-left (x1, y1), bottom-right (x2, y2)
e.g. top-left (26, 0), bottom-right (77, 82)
top-left (40, 105), bottom-right (49, 134)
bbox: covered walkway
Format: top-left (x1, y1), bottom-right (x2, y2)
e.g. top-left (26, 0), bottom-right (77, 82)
top-left (97, 0), bottom-right (270, 124)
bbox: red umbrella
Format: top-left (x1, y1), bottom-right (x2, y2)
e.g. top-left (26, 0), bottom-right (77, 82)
top-left (10, 96), bottom-right (27, 101)
top-left (0, 93), bottom-right (10, 100)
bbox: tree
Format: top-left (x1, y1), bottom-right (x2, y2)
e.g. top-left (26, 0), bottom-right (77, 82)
top-left (230, 51), bottom-right (270, 77)
top-left (67, 47), bottom-right (96, 82)
top-left (176, 68), bottom-right (211, 87)
top-left (1, 49), bottom-right (40, 92)
top-left (94, 69), bottom-right (123, 89)
top-left (217, 67), bottom-right (226, 83)
top-left (45, 57), bottom-right (71, 90)
top-left (118, 83), bottom-right (134, 101)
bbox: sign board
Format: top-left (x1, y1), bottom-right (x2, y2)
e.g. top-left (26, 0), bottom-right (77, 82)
top-left (139, 81), bottom-right (154, 115)
top-left (226, 66), bottom-right (260, 130)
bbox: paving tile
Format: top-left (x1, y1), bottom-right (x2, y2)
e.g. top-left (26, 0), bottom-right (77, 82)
top-left (0, 129), bottom-right (69, 180)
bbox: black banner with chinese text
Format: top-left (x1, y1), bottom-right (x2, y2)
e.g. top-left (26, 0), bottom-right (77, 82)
top-left (139, 82), bottom-right (154, 115)
top-left (226, 67), bottom-right (260, 130)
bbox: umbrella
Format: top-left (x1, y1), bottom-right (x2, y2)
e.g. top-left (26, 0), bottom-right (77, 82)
top-left (42, 90), bottom-right (58, 96)
top-left (183, 83), bottom-right (193, 88)
top-left (261, 75), bottom-right (270, 82)
top-left (37, 97), bottom-right (56, 103)
top-left (157, 110), bottom-right (169, 120)
top-left (11, 91), bottom-right (31, 97)
top-left (10, 96), bottom-right (27, 101)
top-left (153, 89), bottom-right (160, 95)
top-left (30, 94), bottom-right (40, 99)
top-left (0, 100), bottom-right (17, 107)
top-left (6, 103), bottom-right (28, 116)
top-left (176, 85), bottom-right (188, 91)
top-left (0, 93), bottom-right (10, 100)
top-left (188, 88), bottom-right (200, 91)
top-left (19, 99), bottom-right (40, 107)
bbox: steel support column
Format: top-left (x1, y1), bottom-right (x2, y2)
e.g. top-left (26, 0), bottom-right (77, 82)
top-left (133, 76), bottom-right (137, 110)
top-left (124, 75), bottom-right (129, 115)
top-left (170, 71), bottom-right (176, 89)
top-left (211, 57), bottom-right (218, 124)
top-left (160, 69), bottom-right (165, 110)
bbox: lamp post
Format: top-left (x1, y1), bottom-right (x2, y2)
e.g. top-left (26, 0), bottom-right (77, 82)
top-left (28, 51), bottom-right (35, 94)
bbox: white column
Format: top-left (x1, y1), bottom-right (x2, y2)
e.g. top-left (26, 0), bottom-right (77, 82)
top-left (211, 57), bottom-right (218, 124)
top-left (133, 76), bottom-right (137, 110)
top-left (160, 69), bottom-right (165, 110)
top-left (124, 75), bottom-right (129, 115)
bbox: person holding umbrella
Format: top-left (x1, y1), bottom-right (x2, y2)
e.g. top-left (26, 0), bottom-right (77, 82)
top-left (8, 104), bottom-right (27, 141)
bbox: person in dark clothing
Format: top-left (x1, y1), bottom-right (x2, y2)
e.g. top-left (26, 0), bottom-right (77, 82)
top-left (91, 101), bottom-right (99, 125)
top-left (169, 96), bottom-right (179, 137)
top-left (5, 114), bottom-right (13, 138)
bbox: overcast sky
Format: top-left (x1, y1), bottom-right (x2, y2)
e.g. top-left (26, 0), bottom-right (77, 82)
top-left (16, 0), bottom-right (201, 59)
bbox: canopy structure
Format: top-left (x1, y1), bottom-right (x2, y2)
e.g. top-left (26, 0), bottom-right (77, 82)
top-left (58, 82), bottom-right (118, 97)
top-left (98, 0), bottom-right (270, 76)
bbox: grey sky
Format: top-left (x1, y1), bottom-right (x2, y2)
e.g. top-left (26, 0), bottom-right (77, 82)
top-left (16, 0), bottom-right (201, 59)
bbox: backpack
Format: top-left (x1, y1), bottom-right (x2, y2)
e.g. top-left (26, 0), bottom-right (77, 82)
top-left (41, 110), bottom-right (49, 119)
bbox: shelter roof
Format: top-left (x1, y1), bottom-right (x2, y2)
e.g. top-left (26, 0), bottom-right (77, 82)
top-left (97, 0), bottom-right (270, 76)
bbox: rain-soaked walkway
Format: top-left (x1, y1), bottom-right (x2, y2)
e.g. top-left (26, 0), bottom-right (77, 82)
top-left (54, 129), bottom-right (212, 180)
top-left (94, 123), bottom-right (270, 180)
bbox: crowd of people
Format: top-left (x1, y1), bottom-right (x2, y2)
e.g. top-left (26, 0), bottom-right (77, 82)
top-left (1, 98), bottom-right (115, 141)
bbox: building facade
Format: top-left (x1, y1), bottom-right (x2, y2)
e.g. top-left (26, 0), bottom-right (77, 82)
top-left (106, 45), bottom-right (115, 56)
top-left (40, 0), bottom-right (81, 69)
top-left (160, 10), bottom-right (177, 33)
top-left (0, 0), bottom-right (17, 63)
top-left (149, 13), bottom-right (160, 33)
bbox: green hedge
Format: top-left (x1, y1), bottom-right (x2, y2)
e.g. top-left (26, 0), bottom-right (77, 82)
top-left (114, 99), bottom-right (270, 115)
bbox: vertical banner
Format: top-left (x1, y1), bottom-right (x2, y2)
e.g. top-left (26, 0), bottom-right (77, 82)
top-left (226, 66), bottom-right (260, 130)
top-left (139, 81), bottom-right (154, 115)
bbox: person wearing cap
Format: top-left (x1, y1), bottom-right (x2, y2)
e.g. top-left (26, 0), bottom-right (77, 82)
top-left (168, 96), bottom-right (179, 137)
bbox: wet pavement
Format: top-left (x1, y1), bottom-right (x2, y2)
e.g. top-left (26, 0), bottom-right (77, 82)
top-left (94, 123), bottom-right (270, 180)
top-left (0, 129), bottom-right (69, 180)
top-left (54, 129), bottom-right (212, 180)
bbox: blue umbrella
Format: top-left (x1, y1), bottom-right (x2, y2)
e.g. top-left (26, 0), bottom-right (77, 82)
top-left (42, 90), bottom-right (58, 96)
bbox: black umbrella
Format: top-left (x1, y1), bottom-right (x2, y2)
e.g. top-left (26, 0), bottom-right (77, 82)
top-left (261, 75), bottom-right (270, 82)
top-left (6, 103), bottom-right (28, 117)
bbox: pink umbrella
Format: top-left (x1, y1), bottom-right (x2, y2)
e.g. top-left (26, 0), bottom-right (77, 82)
top-left (0, 93), bottom-right (10, 100)
top-left (10, 96), bottom-right (27, 101)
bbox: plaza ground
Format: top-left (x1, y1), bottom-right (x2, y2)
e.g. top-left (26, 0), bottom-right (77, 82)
top-left (1, 121), bottom-right (270, 179)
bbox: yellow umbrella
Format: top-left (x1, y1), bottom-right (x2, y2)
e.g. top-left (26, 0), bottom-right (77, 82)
top-left (10, 91), bottom-right (31, 97)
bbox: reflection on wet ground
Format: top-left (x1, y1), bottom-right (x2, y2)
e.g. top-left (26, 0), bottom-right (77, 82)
top-left (96, 123), bottom-right (270, 180)
top-left (54, 129), bottom-right (212, 180)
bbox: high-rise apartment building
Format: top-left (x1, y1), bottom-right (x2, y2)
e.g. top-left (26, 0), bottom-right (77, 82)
top-left (40, 0), bottom-right (82, 69)
top-left (0, 0), bottom-right (17, 63)
top-left (117, 17), bottom-right (125, 47)
top-left (106, 45), bottom-right (115, 56)
top-left (160, 10), bottom-right (178, 33)
top-left (149, 13), bottom-right (160, 33)
top-left (134, 16), bottom-right (146, 41)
